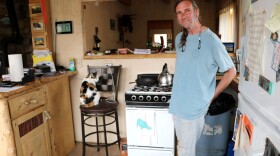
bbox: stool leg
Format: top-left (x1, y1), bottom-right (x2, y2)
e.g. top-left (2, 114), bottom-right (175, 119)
top-left (102, 115), bottom-right (109, 156)
top-left (95, 116), bottom-right (100, 151)
top-left (81, 113), bottom-right (86, 156)
top-left (115, 111), bottom-right (121, 149)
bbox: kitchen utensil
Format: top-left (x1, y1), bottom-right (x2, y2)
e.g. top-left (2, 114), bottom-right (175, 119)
top-left (158, 63), bottom-right (172, 86)
top-left (130, 77), bottom-right (157, 86)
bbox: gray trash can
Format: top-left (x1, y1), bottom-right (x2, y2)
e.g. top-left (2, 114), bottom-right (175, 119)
top-left (196, 93), bottom-right (235, 156)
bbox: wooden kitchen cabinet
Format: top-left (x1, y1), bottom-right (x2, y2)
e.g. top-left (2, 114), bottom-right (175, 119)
top-left (8, 86), bottom-right (51, 156)
top-left (0, 72), bottom-right (76, 156)
top-left (46, 76), bottom-right (75, 156)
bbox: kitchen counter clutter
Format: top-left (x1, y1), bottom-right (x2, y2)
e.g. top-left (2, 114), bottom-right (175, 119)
top-left (0, 71), bottom-right (77, 156)
top-left (0, 71), bottom-right (77, 98)
top-left (83, 51), bottom-right (235, 60)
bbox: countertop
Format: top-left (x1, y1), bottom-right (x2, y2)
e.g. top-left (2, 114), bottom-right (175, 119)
top-left (83, 53), bottom-right (176, 59)
top-left (0, 71), bottom-right (77, 99)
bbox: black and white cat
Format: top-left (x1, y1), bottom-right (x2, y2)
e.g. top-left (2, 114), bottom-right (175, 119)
top-left (80, 72), bottom-right (100, 107)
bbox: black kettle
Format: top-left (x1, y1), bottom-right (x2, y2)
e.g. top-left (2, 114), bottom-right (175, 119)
top-left (158, 63), bottom-right (172, 86)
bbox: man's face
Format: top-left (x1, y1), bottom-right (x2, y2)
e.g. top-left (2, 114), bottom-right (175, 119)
top-left (175, 1), bottom-right (199, 30)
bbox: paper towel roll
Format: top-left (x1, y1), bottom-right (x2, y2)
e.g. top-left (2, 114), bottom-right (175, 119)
top-left (8, 54), bottom-right (24, 82)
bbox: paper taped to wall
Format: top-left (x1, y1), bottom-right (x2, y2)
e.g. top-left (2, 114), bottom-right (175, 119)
top-left (265, 4), bottom-right (280, 33)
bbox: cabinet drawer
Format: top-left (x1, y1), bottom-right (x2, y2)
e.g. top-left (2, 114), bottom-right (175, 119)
top-left (9, 88), bottom-right (47, 119)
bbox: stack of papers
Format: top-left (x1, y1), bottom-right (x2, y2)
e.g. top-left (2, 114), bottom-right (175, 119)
top-left (118, 48), bottom-right (133, 54)
top-left (33, 50), bottom-right (56, 72)
top-left (134, 49), bottom-right (151, 54)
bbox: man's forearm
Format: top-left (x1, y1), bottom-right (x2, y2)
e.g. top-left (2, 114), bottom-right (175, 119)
top-left (213, 67), bottom-right (237, 100)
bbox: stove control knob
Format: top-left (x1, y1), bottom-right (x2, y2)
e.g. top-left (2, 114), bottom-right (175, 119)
top-left (154, 96), bottom-right (159, 101)
top-left (131, 95), bottom-right (137, 101)
top-left (139, 95), bottom-right (144, 101)
top-left (161, 96), bottom-right (167, 102)
top-left (146, 96), bottom-right (152, 101)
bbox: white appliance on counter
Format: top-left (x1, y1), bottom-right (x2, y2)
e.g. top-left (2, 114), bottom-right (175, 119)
top-left (125, 74), bottom-right (175, 156)
top-left (236, 0), bottom-right (280, 155)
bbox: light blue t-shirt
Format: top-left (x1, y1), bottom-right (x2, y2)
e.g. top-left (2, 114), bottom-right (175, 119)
top-left (169, 28), bottom-right (234, 120)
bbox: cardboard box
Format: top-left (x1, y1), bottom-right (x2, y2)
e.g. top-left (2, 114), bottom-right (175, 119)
top-left (120, 137), bottom-right (128, 156)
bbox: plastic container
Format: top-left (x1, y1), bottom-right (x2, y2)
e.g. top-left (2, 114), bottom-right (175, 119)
top-left (197, 110), bottom-right (232, 156)
top-left (227, 140), bottom-right (235, 156)
top-left (69, 58), bottom-right (75, 71)
top-left (197, 93), bottom-right (235, 156)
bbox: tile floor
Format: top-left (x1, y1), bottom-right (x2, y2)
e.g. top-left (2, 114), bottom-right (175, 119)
top-left (68, 142), bottom-right (121, 156)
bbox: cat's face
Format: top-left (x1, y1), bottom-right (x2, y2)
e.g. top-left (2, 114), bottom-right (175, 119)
top-left (87, 72), bottom-right (97, 79)
top-left (84, 72), bottom-right (99, 85)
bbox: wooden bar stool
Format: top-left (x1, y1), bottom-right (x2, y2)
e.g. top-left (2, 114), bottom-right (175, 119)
top-left (80, 65), bottom-right (121, 156)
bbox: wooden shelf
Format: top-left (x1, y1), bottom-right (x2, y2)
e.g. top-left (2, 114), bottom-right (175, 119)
top-left (83, 53), bottom-right (176, 59)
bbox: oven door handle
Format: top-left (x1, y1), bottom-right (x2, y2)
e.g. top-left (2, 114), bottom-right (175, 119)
top-left (126, 107), bottom-right (169, 111)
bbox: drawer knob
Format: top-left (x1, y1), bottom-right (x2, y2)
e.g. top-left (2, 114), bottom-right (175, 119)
top-left (24, 99), bottom-right (37, 105)
top-left (30, 99), bottom-right (37, 103)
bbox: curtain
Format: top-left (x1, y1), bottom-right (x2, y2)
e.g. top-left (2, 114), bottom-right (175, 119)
top-left (219, 3), bottom-right (236, 43)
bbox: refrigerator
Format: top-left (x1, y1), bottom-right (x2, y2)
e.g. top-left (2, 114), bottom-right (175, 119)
top-left (235, 0), bottom-right (280, 155)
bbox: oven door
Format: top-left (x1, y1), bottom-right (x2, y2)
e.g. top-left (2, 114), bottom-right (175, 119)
top-left (126, 107), bottom-right (175, 148)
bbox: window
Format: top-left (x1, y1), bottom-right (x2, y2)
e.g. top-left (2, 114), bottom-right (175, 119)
top-left (154, 34), bottom-right (167, 48)
top-left (219, 3), bottom-right (236, 43)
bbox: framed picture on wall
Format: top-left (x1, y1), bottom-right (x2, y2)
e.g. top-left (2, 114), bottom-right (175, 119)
top-left (223, 42), bottom-right (235, 53)
top-left (30, 17), bottom-right (45, 33)
top-left (29, 3), bottom-right (42, 17)
top-left (32, 35), bottom-right (47, 49)
top-left (55, 21), bottom-right (73, 34)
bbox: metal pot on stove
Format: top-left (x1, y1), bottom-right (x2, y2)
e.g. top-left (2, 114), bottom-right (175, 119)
top-left (158, 63), bottom-right (172, 87)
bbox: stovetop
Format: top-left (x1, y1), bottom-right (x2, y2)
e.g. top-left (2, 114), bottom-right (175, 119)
top-left (125, 74), bottom-right (173, 107)
top-left (125, 85), bottom-right (172, 107)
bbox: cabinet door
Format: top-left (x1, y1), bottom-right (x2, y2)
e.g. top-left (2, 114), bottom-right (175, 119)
top-left (46, 77), bottom-right (75, 156)
top-left (12, 106), bottom-right (51, 156)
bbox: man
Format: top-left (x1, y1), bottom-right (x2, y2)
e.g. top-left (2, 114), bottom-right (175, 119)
top-left (169, 0), bottom-right (236, 155)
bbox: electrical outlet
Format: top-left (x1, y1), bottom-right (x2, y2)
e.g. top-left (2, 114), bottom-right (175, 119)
top-left (76, 58), bottom-right (83, 68)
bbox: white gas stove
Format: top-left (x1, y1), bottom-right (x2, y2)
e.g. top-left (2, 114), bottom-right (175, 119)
top-left (125, 74), bottom-right (175, 156)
